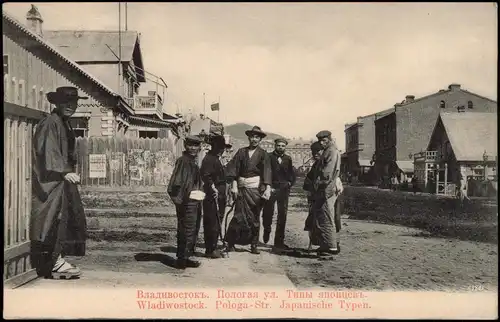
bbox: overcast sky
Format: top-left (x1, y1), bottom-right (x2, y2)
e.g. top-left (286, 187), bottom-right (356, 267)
top-left (3, 2), bottom-right (497, 149)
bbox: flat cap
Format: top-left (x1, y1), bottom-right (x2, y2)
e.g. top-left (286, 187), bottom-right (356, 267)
top-left (310, 141), bottom-right (323, 152)
top-left (185, 135), bottom-right (202, 145)
top-left (274, 138), bottom-right (288, 145)
top-left (316, 130), bottom-right (332, 139)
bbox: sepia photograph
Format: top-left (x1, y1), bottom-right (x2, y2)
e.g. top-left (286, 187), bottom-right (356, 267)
top-left (2, 2), bottom-right (498, 319)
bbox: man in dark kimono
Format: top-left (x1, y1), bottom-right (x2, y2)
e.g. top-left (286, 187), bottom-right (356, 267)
top-left (30, 86), bottom-right (88, 280)
top-left (224, 126), bottom-right (272, 255)
top-left (168, 135), bottom-right (204, 269)
top-left (303, 141), bottom-right (323, 249)
top-left (200, 135), bottom-right (228, 259)
top-left (262, 138), bottom-right (296, 252)
top-left (311, 130), bottom-right (342, 257)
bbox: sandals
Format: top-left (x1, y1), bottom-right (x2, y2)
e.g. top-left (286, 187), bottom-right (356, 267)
top-left (51, 261), bottom-right (82, 280)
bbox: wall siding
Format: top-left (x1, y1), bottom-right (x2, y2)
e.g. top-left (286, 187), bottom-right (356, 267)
top-left (396, 89), bottom-right (497, 162)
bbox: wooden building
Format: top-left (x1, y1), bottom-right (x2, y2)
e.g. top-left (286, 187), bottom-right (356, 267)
top-left (3, 7), bottom-right (142, 287)
top-left (43, 16), bottom-right (182, 138)
top-left (419, 112), bottom-right (498, 197)
top-left (374, 83), bottom-right (497, 187)
top-left (342, 108), bottom-right (393, 184)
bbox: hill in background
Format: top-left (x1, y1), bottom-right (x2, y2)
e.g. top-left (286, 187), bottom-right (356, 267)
top-left (224, 122), bottom-right (285, 141)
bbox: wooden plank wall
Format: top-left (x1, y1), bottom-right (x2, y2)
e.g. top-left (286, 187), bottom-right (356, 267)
top-left (75, 136), bottom-right (182, 188)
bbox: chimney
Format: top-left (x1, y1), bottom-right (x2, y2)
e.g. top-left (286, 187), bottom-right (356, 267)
top-left (405, 95), bottom-right (415, 103)
top-left (448, 83), bottom-right (461, 91)
top-left (26, 4), bottom-right (43, 36)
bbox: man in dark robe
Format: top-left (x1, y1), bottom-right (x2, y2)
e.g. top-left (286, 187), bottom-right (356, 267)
top-left (262, 138), bottom-right (296, 252)
top-left (310, 130), bottom-right (342, 257)
top-left (200, 135), bottom-right (228, 259)
top-left (167, 135), bottom-right (204, 269)
top-left (224, 126), bottom-right (272, 255)
top-left (303, 141), bottom-right (323, 248)
top-left (30, 86), bottom-right (88, 279)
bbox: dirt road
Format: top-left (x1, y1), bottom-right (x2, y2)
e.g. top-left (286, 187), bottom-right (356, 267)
top-left (25, 183), bottom-right (498, 291)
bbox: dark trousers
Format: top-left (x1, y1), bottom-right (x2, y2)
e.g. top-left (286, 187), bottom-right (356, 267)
top-left (175, 201), bottom-right (201, 260)
top-left (30, 219), bottom-right (62, 278)
top-left (203, 194), bottom-right (227, 253)
top-left (262, 187), bottom-right (290, 246)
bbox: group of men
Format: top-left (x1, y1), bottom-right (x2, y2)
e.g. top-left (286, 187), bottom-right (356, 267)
top-left (168, 125), bottom-right (344, 269)
top-left (29, 86), bottom-right (344, 279)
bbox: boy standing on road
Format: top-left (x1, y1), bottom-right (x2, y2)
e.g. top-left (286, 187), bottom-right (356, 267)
top-left (262, 138), bottom-right (296, 253)
top-left (168, 135), bottom-right (204, 269)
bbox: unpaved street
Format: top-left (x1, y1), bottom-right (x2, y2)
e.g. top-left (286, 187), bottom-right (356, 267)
top-left (25, 183), bottom-right (498, 291)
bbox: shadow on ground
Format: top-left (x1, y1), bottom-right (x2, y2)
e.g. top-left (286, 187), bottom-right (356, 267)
top-left (134, 252), bottom-right (178, 269)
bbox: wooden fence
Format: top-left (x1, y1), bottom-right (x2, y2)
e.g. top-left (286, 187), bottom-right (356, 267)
top-left (75, 136), bottom-right (183, 190)
top-left (4, 102), bottom-right (46, 288)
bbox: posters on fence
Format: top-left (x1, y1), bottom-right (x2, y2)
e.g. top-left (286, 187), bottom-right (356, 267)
top-left (110, 152), bottom-right (126, 174)
top-left (129, 149), bottom-right (145, 182)
top-left (89, 154), bottom-right (107, 178)
top-left (154, 150), bottom-right (176, 185)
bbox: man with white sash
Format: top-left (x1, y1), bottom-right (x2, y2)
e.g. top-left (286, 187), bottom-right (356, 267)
top-left (224, 126), bottom-right (272, 255)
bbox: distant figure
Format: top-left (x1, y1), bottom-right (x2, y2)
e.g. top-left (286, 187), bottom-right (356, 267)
top-left (391, 175), bottom-right (399, 191)
top-left (30, 87), bottom-right (88, 280)
top-left (262, 138), bottom-right (296, 253)
top-left (224, 126), bottom-right (272, 255)
top-left (168, 135), bottom-right (204, 269)
top-left (411, 176), bottom-right (418, 194)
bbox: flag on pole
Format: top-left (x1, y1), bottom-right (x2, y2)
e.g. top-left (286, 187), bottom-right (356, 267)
top-left (210, 102), bottom-right (220, 111)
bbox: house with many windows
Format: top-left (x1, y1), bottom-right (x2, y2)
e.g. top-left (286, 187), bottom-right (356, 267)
top-left (373, 84), bottom-right (497, 186)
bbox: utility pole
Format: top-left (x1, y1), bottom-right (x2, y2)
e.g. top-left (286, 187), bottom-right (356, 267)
top-left (125, 2), bottom-right (128, 31)
top-left (218, 95), bottom-right (220, 122)
top-left (203, 93), bottom-right (206, 116)
top-left (118, 3), bottom-right (122, 95)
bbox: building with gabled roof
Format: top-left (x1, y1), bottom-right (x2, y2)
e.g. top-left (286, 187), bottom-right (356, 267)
top-left (373, 83), bottom-right (497, 187)
top-left (417, 112), bottom-right (497, 197)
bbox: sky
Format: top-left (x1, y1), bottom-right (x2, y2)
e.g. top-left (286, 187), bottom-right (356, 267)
top-left (3, 2), bottom-right (497, 150)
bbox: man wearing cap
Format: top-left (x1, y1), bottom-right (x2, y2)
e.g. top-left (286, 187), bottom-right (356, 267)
top-left (200, 135), bottom-right (228, 259)
top-left (168, 135), bottom-right (204, 269)
top-left (224, 126), bottom-right (272, 255)
top-left (262, 138), bottom-right (296, 252)
top-left (311, 130), bottom-right (342, 257)
top-left (30, 86), bottom-right (88, 280)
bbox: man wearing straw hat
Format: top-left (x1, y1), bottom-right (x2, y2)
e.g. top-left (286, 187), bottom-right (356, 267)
top-left (168, 135), bottom-right (205, 269)
top-left (224, 126), bottom-right (272, 255)
top-left (200, 135), bottom-right (229, 259)
top-left (30, 86), bottom-right (88, 280)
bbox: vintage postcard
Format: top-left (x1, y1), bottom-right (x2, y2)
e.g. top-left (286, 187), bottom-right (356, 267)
top-left (3, 2), bottom-right (498, 319)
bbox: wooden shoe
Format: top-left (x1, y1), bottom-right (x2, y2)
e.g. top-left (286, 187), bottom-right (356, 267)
top-left (51, 262), bottom-right (81, 280)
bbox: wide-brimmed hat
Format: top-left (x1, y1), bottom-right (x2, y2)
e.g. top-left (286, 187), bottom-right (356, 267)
top-left (245, 125), bottom-right (267, 138)
top-left (46, 86), bottom-right (88, 105)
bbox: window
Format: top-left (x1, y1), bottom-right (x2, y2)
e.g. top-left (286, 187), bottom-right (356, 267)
top-left (69, 117), bottom-right (89, 137)
top-left (439, 100), bottom-right (446, 108)
top-left (467, 101), bottom-right (473, 109)
top-left (18, 80), bottom-right (25, 106)
top-left (139, 130), bottom-right (158, 139)
top-left (127, 76), bottom-right (134, 98)
top-left (31, 86), bottom-right (37, 109)
top-left (38, 88), bottom-right (45, 111)
top-left (3, 55), bottom-right (8, 76)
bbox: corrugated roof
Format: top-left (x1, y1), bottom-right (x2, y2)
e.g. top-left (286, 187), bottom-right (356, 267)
top-left (44, 30), bottom-right (137, 62)
top-left (439, 112), bottom-right (497, 161)
top-left (2, 11), bottom-right (134, 115)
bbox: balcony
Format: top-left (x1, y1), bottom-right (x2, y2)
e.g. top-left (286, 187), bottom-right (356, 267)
top-left (125, 92), bottom-right (163, 119)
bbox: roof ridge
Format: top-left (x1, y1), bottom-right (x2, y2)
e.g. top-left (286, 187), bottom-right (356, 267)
top-left (45, 29), bottom-right (138, 34)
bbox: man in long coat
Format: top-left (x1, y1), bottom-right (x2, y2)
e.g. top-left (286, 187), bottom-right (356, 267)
top-left (311, 130), bottom-right (342, 257)
top-left (30, 86), bottom-right (88, 279)
top-left (303, 141), bottom-right (324, 247)
top-left (262, 138), bottom-right (296, 252)
top-left (200, 135), bottom-right (228, 258)
top-left (224, 126), bottom-right (272, 255)
top-left (168, 135), bottom-right (204, 269)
